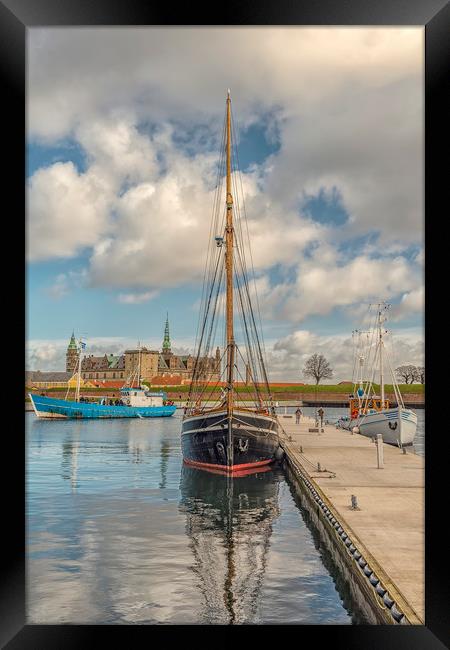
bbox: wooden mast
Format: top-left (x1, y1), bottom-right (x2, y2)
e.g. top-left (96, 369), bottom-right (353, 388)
top-left (225, 89), bottom-right (235, 466)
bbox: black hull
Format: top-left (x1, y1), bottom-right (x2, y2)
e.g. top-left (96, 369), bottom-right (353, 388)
top-left (181, 409), bottom-right (282, 471)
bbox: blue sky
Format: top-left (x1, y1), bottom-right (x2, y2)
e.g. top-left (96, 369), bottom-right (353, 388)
top-left (26, 27), bottom-right (424, 379)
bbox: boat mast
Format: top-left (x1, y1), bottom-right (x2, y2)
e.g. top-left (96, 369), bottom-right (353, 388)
top-left (378, 305), bottom-right (385, 407)
top-left (225, 90), bottom-right (235, 415)
top-left (225, 90), bottom-right (235, 468)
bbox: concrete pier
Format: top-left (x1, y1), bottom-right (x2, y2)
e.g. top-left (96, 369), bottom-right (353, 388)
top-left (279, 414), bottom-right (424, 624)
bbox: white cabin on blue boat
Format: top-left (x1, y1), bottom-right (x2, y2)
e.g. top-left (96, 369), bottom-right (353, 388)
top-left (118, 387), bottom-right (168, 407)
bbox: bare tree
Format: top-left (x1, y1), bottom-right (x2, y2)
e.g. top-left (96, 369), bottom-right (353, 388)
top-left (416, 366), bottom-right (425, 384)
top-left (395, 365), bottom-right (419, 384)
top-left (303, 354), bottom-right (333, 385)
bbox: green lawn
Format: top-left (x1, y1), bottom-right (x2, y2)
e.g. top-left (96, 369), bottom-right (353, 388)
top-left (26, 382), bottom-right (424, 396)
top-left (144, 383), bottom-right (424, 394)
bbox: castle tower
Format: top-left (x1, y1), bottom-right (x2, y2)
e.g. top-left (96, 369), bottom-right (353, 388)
top-left (162, 313), bottom-right (172, 354)
top-left (66, 331), bottom-right (79, 373)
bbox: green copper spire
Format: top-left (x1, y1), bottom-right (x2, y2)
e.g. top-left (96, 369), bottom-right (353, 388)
top-left (68, 331), bottom-right (77, 350)
top-left (162, 313), bottom-right (171, 352)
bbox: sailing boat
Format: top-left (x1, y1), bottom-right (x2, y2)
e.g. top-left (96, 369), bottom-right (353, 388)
top-left (181, 91), bottom-right (283, 472)
top-left (337, 303), bottom-right (417, 446)
top-left (29, 339), bottom-right (176, 419)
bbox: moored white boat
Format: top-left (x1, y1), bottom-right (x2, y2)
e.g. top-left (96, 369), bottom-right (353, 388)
top-left (339, 406), bottom-right (417, 446)
top-left (337, 303), bottom-right (418, 447)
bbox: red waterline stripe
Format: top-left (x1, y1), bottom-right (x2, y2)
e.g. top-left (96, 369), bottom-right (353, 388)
top-left (183, 457), bottom-right (274, 472)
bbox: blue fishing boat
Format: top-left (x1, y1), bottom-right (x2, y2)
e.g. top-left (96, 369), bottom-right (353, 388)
top-left (29, 388), bottom-right (176, 419)
top-left (29, 338), bottom-right (176, 419)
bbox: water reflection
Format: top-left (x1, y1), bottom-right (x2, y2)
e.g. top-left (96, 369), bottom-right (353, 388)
top-left (61, 437), bottom-right (80, 492)
top-left (179, 465), bottom-right (281, 624)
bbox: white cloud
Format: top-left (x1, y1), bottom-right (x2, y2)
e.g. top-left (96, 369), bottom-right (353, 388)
top-left (390, 286), bottom-right (424, 321)
top-left (28, 28), bottom-right (423, 253)
top-left (27, 27), bottom-right (424, 329)
top-left (117, 290), bottom-right (159, 304)
top-left (27, 161), bottom-right (112, 261)
top-left (47, 269), bottom-right (87, 299)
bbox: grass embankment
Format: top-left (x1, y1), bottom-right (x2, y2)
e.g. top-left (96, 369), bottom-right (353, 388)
top-left (141, 383), bottom-right (424, 395)
top-left (26, 383), bottom-right (424, 395)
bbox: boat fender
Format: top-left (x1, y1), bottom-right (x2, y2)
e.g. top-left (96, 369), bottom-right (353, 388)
top-left (274, 446), bottom-right (284, 461)
top-left (369, 573), bottom-right (379, 586)
top-left (352, 426), bottom-right (360, 434)
top-left (353, 551), bottom-right (362, 560)
top-left (340, 531), bottom-right (347, 540)
top-left (348, 544), bottom-right (356, 553)
top-left (391, 603), bottom-right (404, 623)
top-left (337, 526), bottom-right (343, 534)
top-left (331, 518), bottom-right (337, 525)
top-left (376, 583), bottom-right (386, 597)
top-left (317, 499), bottom-right (323, 506)
top-left (358, 557), bottom-right (367, 568)
top-left (334, 522), bottom-right (340, 530)
top-left (216, 441), bottom-right (226, 459)
top-left (363, 564), bottom-right (373, 577)
top-left (383, 592), bottom-right (394, 608)
top-left (344, 538), bottom-right (352, 547)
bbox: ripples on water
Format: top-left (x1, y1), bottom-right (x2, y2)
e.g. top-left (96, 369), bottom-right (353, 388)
top-left (26, 408), bottom-right (424, 624)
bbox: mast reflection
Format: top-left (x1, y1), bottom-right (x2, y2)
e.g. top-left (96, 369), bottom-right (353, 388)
top-left (179, 465), bottom-right (281, 624)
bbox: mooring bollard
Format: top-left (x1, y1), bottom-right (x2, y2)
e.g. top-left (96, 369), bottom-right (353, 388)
top-left (351, 495), bottom-right (359, 510)
top-left (376, 434), bottom-right (384, 468)
top-left (317, 462), bottom-right (321, 472)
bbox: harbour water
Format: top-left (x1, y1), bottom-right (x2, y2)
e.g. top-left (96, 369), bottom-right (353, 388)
top-left (26, 408), bottom-right (424, 624)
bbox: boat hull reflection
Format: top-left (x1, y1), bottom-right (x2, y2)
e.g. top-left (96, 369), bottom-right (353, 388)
top-left (178, 464), bottom-right (281, 624)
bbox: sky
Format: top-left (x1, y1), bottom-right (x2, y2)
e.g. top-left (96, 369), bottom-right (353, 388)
top-left (26, 27), bottom-right (424, 381)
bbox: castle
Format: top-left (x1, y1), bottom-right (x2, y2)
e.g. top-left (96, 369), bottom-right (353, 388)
top-left (68, 315), bottom-right (221, 385)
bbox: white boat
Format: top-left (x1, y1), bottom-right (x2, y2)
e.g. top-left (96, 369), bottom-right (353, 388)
top-left (337, 303), bottom-right (418, 447)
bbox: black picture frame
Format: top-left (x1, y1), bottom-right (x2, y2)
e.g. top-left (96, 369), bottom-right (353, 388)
top-left (2, 0), bottom-right (448, 647)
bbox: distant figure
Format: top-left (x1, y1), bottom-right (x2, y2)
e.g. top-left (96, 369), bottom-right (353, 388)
top-left (318, 407), bottom-right (325, 428)
top-left (275, 401), bottom-right (279, 409)
top-left (179, 394), bottom-right (182, 401)
top-left (295, 407), bottom-right (302, 424)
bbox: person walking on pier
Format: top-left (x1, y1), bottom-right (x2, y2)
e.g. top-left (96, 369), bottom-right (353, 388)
top-left (295, 407), bottom-right (302, 424)
top-left (317, 406), bottom-right (324, 428)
